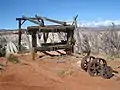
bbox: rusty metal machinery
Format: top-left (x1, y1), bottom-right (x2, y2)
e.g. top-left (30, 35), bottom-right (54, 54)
top-left (81, 56), bottom-right (118, 79)
top-left (95, 58), bottom-right (107, 67)
top-left (87, 59), bottom-right (101, 76)
top-left (100, 66), bottom-right (113, 79)
top-left (81, 56), bottom-right (95, 72)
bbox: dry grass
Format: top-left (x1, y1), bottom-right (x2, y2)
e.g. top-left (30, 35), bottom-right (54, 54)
top-left (56, 69), bottom-right (73, 77)
top-left (7, 54), bottom-right (19, 64)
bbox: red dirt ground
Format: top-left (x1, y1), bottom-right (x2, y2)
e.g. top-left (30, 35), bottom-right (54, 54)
top-left (0, 53), bottom-right (120, 90)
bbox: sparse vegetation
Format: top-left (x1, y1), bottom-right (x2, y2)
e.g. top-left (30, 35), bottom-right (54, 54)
top-left (0, 64), bottom-right (5, 71)
top-left (7, 54), bottom-right (19, 63)
top-left (0, 34), bottom-right (7, 57)
top-left (0, 45), bottom-right (6, 57)
top-left (74, 26), bottom-right (120, 59)
top-left (56, 69), bottom-right (73, 77)
top-left (1, 25), bottom-right (120, 59)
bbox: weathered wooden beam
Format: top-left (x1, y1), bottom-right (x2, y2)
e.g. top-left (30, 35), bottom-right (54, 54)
top-left (16, 17), bottom-right (42, 21)
top-left (67, 30), bottom-right (74, 43)
top-left (41, 42), bottom-right (67, 46)
top-left (35, 15), bottom-right (67, 25)
top-left (67, 31), bottom-right (74, 54)
top-left (16, 16), bottom-right (67, 25)
top-left (21, 20), bottom-right (26, 25)
top-left (31, 31), bottom-right (37, 60)
top-left (31, 31), bottom-right (37, 48)
top-left (43, 32), bottom-right (49, 43)
top-left (35, 44), bottom-right (72, 51)
top-left (22, 16), bottom-right (42, 25)
top-left (27, 25), bottom-right (75, 32)
top-left (18, 20), bottom-right (22, 51)
top-left (71, 30), bottom-right (74, 53)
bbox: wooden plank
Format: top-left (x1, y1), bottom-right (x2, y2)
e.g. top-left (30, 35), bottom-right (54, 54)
top-left (16, 16), bottom-right (67, 25)
top-left (41, 41), bottom-right (67, 46)
top-left (22, 16), bottom-right (42, 25)
top-left (43, 51), bottom-right (61, 56)
top-left (35, 44), bottom-right (72, 51)
top-left (56, 50), bottom-right (66, 55)
top-left (35, 15), bottom-right (66, 25)
top-left (16, 17), bottom-right (42, 20)
top-left (27, 25), bottom-right (75, 32)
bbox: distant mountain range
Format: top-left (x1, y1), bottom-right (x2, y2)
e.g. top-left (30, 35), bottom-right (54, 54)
top-left (1, 23), bottom-right (120, 32)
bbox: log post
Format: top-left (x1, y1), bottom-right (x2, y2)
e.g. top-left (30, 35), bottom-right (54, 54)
top-left (43, 32), bottom-right (49, 43)
top-left (32, 31), bottom-right (37, 48)
top-left (71, 30), bottom-right (75, 53)
top-left (66, 30), bottom-right (74, 55)
top-left (18, 20), bottom-right (22, 52)
top-left (31, 31), bottom-right (37, 60)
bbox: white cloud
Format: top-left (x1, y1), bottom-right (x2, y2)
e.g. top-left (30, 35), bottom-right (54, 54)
top-left (79, 20), bottom-right (120, 27)
top-left (65, 19), bottom-right (120, 27)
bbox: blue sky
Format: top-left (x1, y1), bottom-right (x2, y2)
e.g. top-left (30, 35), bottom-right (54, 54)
top-left (0, 0), bottom-right (120, 29)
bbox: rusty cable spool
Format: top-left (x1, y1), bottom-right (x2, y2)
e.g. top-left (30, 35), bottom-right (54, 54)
top-left (87, 59), bottom-right (101, 76)
top-left (100, 66), bottom-right (113, 79)
top-left (81, 56), bottom-right (95, 72)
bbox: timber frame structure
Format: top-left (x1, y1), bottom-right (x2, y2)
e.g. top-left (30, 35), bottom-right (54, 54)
top-left (16, 15), bottom-right (75, 55)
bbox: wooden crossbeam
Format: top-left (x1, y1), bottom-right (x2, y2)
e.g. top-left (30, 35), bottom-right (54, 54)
top-left (35, 44), bottom-right (72, 51)
top-left (27, 25), bottom-right (75, 32)
top-left (41, 42), bottom-right (67, 46)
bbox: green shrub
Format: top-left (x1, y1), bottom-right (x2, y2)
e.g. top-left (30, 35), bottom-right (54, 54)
top-left (7, 54), bottom-right (19, 63)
